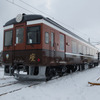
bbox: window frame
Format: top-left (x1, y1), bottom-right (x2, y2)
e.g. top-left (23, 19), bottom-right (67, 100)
top-left (4, 30), bottom-right (13, 47)
top-left (45, 32), bottom-right (49, 44)
top-left (72, 41), bottom-right (77, 53)
top-left (60, 34), bottom-right (64, 51)
top-left (15, 27), bottom-right (24, 44)
top-left (83, 46), bottom-right (86, 54)
top-left (87, 47), bottom-right (90, 55)
top-left (26, 25), bottom-right (41, 45)
top-left (78, 44), bottom-right (82, 54)
top-left (51, 32), bottom-right (54, 47)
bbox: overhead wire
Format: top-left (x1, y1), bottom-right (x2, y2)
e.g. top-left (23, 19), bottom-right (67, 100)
top-left (20, 0), bottom-right (93, 41)
top-left (20, 0), bottom-right (54, 19)
top-left (6, 0), bottom-right (35, 14)
top-left (6, 0), bottom-right (90, 38)
top-left (6, 0), bottom-right (99, 43)
top-left (6, 0), bottom-right (75, 33)
top-left (19, 0), bottom-right (75, 31)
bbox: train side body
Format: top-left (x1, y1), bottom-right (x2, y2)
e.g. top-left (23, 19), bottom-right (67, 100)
top-left (3, 14), bottom-right (99, 80)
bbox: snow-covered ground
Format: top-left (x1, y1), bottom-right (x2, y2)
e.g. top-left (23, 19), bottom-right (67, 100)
top-left (0, 65), bottom-right (100, 100)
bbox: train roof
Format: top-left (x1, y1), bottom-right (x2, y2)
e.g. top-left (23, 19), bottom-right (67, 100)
top-left (4, 14), bottom-right (97, 49)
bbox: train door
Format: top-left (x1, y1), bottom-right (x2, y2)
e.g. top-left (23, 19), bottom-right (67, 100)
top-left (59, 33), bottom-right (66, 62)
top-left (13, 23), bottom-right (26, 61)
top-left (14, 24), bottom-right (26, 50)
top-left (50, 30), bottom-right (56, 61)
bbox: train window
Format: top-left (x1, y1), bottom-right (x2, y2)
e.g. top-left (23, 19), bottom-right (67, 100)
top-left (93, 50), bottom-right (95, 56)
top-left (78, 44), bottom-right (82, 54)
top-left (90, 49), bottom-right (93, 55)
top-left (16, 28), bottom-right (24, 44)
top-left (51, 32), bottom-right (54, 47)
top-left (27, 26), bottom-right (40, 44)
top-left (83, 46), bottom-right (86, 54)
top-left (87, 47), bottom-right (90, 55)
top-left (90, 49), bottom-right (91, 55)
top-left (4, 30), bottom-right (13, 46)
top-left (72, 41), bottom-right (77, 53)
top-left (45, 32), bottom-right (49, 43)
top-left (94, 51), bottom-right (96, 56)
top-left (60, 34), bottom-right (64, 51)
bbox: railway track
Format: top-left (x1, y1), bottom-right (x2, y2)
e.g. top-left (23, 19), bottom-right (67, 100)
top-left (0, 67), bottom-right (90, 96)
top-left (0, 76), bottom-right (60, 97)
top-left (0, 81), bottom-right (19, 88)
top-left (0, 66), bottom-right (97, 97)
top-left (0, 77), bottom-right (18, 86)
top-left (0, 77), bottom-right (13, 80)
top-left (0, 88), bottom-right (22, 96)
top-left (0, 84), bottom-right (36, 96)
top-left (0, 81), bottom-right (42, 97)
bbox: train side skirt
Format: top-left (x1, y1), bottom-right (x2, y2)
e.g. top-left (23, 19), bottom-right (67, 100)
top-left (14, 66), bottom-right (46, 81)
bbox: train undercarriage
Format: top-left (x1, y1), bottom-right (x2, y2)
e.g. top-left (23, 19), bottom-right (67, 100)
top-left (4, 62), bottom-right (98, 81)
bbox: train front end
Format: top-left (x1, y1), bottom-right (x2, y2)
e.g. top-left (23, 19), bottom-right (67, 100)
top-left (3, 14), bottom-right (46, 80)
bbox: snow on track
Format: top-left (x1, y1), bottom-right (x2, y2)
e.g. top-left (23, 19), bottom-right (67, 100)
top-left (0, 68), bottom-right (18, 86)
top-left (0, 67), bottom-right (42, 97)
top-left (0, 81), bottom-right (41, 97)
top-left (0, 66), bottom-right (100, 100)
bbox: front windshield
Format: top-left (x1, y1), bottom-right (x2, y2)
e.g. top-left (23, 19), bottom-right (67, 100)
top-left (4, 30), bottom-right (13, 46)
top-left (16, 28), bottom-right (24, 44)
top-left (27, 26), bottom-right (40, 44)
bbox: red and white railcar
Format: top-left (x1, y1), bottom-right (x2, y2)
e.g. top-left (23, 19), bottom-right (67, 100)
top-left (3, 14), bottom-right (99, 80)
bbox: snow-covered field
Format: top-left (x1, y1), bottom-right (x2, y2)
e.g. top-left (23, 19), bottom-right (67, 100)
top-left (0, 65), bottom-right (100, 100)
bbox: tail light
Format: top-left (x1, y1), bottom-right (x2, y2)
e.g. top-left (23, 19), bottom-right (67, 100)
top-left (37, 58), bottom-right (40, 62)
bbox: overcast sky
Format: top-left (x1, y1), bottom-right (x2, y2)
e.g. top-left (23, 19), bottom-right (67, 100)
top-left (1, 0), bottom-right (100, 51)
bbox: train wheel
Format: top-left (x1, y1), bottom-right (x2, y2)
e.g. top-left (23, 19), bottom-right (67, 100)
top-left (79, 64), bottom-right (84, 71)
top-left (81, 64), bottom-right (84, 70)
top-left (66, 66), bottom-right (70, 73)
top-left (70, 65), bottom-right (76, 72)
top-left (89, 63), bottom-right (94, 68)
top-left (94, 62), bottom-right (99, 67)
top-left (73, 65), bottom-right (77, 72)
top-left (62, 66), bottom-right (67, 74)
top-left (46, 67), bottom-right (55, 81)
